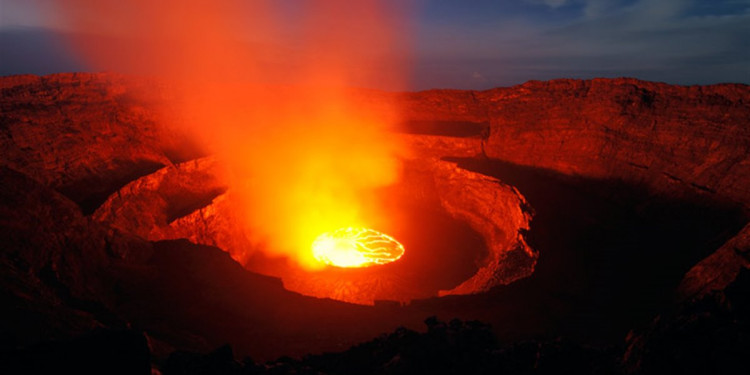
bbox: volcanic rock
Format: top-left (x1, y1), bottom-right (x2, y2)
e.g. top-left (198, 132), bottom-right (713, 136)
top-left (624, 269), bottom-right (750, 375)
top-left (395, 78), bottom-right (750, 208)
top-left (116, 239), bottom-right (398, 360)
top-left (0, 73), bottom-right (201, 214)
top-left (163, 344), bottom-right (253, 375)
top-left (0, 165), bottom-right (140, 344)
top-left (89, 152), bottom-right (535, 304)
top-left (264, 317), bottom-right (619, 375)
top-left (5, 73), bottom-right (747, 209)
top-left (2, 72), bottom-right (749, 367)
top-left (1, 329), bottom-right (152, 375)
top-left (677, 222), bottom-right (750, 301)
top-left (391, 78), bottom-right (750, 305)
top-left (90, 156), bottom-right (262, 266)
top-left (0, 163), bottom-right (403, 360)
top-left (419, 159), bottom-right (536, 296)
top-left (93, 156), bottom-right (228, 244)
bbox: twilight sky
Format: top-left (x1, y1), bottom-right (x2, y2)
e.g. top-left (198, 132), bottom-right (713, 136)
top-left (1, 0), bottom-right (748, 90)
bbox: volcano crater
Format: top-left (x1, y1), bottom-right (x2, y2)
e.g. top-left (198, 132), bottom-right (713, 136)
top-left (93, 154), bottom-right (536, 305)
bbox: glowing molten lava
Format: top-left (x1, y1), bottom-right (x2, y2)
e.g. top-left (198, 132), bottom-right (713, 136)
top-left (312, 227), bottom-right (405, 268)
top-left (55, 0), bottom-right (410, 270)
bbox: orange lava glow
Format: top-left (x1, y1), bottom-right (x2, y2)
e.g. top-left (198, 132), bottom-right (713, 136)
top-left (312, 228), bottom-right (405, 268)
top-left (53, 0), bottom-right (413, 271)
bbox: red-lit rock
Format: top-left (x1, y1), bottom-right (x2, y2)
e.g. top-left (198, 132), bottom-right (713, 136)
top-left (428, 159), bottom-right (536, 296)
top-left (0, 166), bottom-right (147, 344)
top-left (0, 73), bottom-right (200, 213)
top-left (5, 73), bottom-right (747, 304)
top-left (93, 157), bottom-right (227, 242)
top-left (2, 72), bottom-right (749, 362)
top-left (394, 78), bottom-right (750, 209)
top-left (86, 155), bottom-right (535, 304)
top-left (390, 78), bottom-right (750, 300)
top-left (677, 222), bottom-right (750, 301)
top-left (481, 79), bottom-right (750, 208)
top-left (92, 157), bottom-right (255, 265)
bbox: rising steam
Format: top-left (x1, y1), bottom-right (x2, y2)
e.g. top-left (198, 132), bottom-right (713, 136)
top-left (51, 0), bottom-right (412, 269)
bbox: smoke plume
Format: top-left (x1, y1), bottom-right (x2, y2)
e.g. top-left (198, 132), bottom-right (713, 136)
top-left (53, 0), bottom-right (412, 268)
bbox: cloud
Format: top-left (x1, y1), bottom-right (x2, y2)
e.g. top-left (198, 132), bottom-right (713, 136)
top-left (0, 27), bottom-right (87, 76)
top-left (471, 71), bottom-right (487, 82)
top-left (581, 0), bottom-right (626, 18)
top-left (2, 0), bottom-right (748, 89)
top-left (412, 0), bottom-right (750, 89)
top-left (0, 0), bottom-right (64, 29)
top-left (525, 0), bottom-right (570, 9)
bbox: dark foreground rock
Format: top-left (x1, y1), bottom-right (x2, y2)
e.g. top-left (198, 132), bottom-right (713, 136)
top-left (151, 271), bottom-right (750, 375)
top-left (1, 73), bottom-right (749, 371)
top-left (624, 269), bottom-right (750, 375)
top-left (159, 317), bottom-right (620, 375)
top-left (1, 329), bottom-right (151, 375)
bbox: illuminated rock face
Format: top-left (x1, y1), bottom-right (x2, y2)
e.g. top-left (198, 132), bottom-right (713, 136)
top-left (393, 78), bottom-right (750, 208)
top-left (92, 157), bottom-right (227, 241)
top-left (5, 74), bottom-right (746, 208)
top-left (677, 222), bottom-right (750, 301)
top-left (2, 73), bottom-right (750, 362)
top-left (0, 73), bottom-right (200, 214)
top-left (389, 78), bottom-right (750, 299)
top-left (2, 73), bottom-right (748, 306)
top-left (428, 160), bottom-right (535, 296)
top-left (89, 154), bottom-right (534, 304)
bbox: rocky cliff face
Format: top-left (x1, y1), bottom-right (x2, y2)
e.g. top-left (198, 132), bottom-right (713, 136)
top-left (0, 73), bottom-right (201, 214)
top-left (394, 79), bottom-right (750, 210)
top-left (1, 73), bottom-right (748, 366)
top-left (92, 157), bottom-right (228, 245)
top-left (89, 154), bottom-right (535, 304)
top-left (0, 155), bottom-right (403, 361)
top-left (0, 165), bottom-right (147, 345)
top-left (386, 78), bottom-right (750, 308)
top-left (677, 222), bottom-right (750, 300)
top-left (427, 159), bottom-right (535, 296)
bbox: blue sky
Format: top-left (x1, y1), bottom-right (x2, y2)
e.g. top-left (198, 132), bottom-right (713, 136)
top-left (1, 0), bottom-right (748, 90)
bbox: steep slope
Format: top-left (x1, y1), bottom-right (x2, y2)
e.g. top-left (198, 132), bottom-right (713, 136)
top-left (1, 73), bottom-right (748, 364)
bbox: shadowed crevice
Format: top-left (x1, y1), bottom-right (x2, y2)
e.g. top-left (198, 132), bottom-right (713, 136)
top-left (397, 120), bottom-right (490, 138)
top-left (57, 159), bottom-right (165, 215)
top-left (438, 156), bottom-right (747, 343)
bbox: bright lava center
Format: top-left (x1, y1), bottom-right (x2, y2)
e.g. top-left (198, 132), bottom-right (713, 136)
top-left (312, 227), bottom-right (405, 268)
